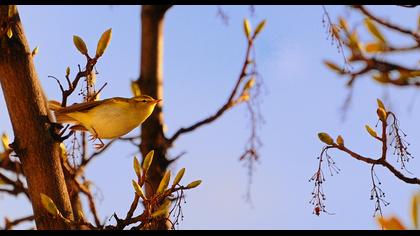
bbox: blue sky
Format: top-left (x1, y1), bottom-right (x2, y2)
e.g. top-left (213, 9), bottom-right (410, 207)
top-left (1, 5), bottom-right (420, 229)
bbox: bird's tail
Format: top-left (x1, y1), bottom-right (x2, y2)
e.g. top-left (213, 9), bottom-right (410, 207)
top-left (48, 100), bottom-right (62, 111)
top-left (48, 100), bottom-right (79, 124)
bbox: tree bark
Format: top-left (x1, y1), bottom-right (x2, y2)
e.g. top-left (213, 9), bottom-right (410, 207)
top-left (137, 5), bottom-right (171, 230)
top-left (0, 6), bottom-right (73, 229)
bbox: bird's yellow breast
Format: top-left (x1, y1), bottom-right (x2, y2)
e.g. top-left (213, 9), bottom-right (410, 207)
top-left (67, 100), bottom-right (154, 139)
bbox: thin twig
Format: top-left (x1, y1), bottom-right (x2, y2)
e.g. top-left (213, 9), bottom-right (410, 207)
top-left (76, 180), bottom-right (101, 227)
top-left (125, 194), bottom-right (140, 222)
top-left (0, 172), bottom-right (29, 199)
top-left (353, 5), bottom-right (420, 41)
top-left (4, 215), bottom-right (34, 230)
top-left (167, 40), bottom-right (254, 145)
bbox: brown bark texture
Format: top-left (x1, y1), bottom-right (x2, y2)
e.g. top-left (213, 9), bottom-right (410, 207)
top-left (137, 5), bottom-right (171, 230)
top-left (0, 6), bottom-right (73, 229)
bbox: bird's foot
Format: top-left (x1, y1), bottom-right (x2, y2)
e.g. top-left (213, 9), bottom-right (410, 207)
top-left (88, 134), bottom-right (97, 142)
top-left (50, 123), bottom-right (73, 142)
top-left (89, 127), bottom-right (104, 150)
top-left (94, 143), bottom-right (105, 150)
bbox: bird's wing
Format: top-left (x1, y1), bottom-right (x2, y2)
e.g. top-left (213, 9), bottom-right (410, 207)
top-left (53, 100), bottom-right (106, 114)
top-left (51, 97), bottom-right (131, 114)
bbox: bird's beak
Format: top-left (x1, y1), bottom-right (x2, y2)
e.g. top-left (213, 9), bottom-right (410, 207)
top-left (153, 99), bottom-right (162, 104)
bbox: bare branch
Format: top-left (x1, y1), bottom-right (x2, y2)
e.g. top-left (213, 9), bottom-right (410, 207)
top-left (167, 40), bottom-right (254, 145)
top-left (4, 215), bottom-right (34, 230)
top-left (353, 5), bottom-right (420, 41)
top-left (0, 155), bottom-right (22, 174)
top-left (76, 180), bottom-right (101, 227)
top-left (312, 106), bottom-right (420, 216)
top-left (332, 144), bottom-right (420, 185)
top-left (0, 172), bottom-right (29, 199)
top-left (381, 161), bottom-right (420, 184)
top-left (216, 6), bottom-right (229, 25)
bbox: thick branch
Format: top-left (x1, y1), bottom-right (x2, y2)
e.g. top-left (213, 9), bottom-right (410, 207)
top-left (0, 6), bottom-right (73, 229)
top-left (137, 6), bottom-right (172, 230)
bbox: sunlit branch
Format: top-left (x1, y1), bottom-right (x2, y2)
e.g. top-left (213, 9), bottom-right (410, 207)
top-left (3, 215), bottom-right (34, 230)
top-left (353, 5), bottom-right (420, 41)
top-left (167, 37), bottom-right (254, 145)
top-left (0, 172), bottom-right (29, 199)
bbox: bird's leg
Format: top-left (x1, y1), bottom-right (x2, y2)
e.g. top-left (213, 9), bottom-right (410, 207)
top-left (94, 138), bottom-right (105, 150)
top-left (49, 122), bottom-right (73, 142)
top-left (88, 127), bottom-right (98, 142)
top-left (89, 127), bottom-right (104, 150)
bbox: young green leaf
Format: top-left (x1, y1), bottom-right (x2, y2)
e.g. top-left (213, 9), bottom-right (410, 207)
top-left (95, 28), bottom-right (112, 58)
top-left (73, 35), bottom-right (88, 55)
top-left (31, 46), bottom-right (39, 57)
top-left (349, 30), bottom-right (362, 52)
top-left (243, 19), bottom-right (251, 40)
top-left (339, 17), bottom-right (349, 33)
top-left (323, 61), bottom-right (343, 74)
top-left (377, 216), bottom-right (406, 230)
top-left (365, 125), bottom-right (378, 138)
top-left (8, 5), bottom-right (16, 18)
top-left (364, 18), bottom-right (386, 43)
top-left (40, 193), bottom-right (59, 216)
top-left (1, 133), bottom-right (10, 151)
top-left (7, 28), bottom-right (13, 39)
top-left (377, 108), bottom-right (387, 122)
top-left (336, 135), bottom-right (344, 146)
top-left (77, 210), bottom-right (84, 220)
top-left (132, 180), bottom-right (146, 200)
top-left (364, 42), bottom-right (386, 53)
top-left (373, 73), bottom-right (390, 84)
top-left (243, 78), bottom-right (255, 91)
top-left (59, 143), bottom-right (67, 162)
top-left (253, 20), bottom-right (266, 38)
top-left (317, 132), bottom-right (334, 145)
top-left (412, 193), bottom-right (419, 229)
top-left (186, 180), bottom-right (202, 189)
top-left (131, 80), bottom-right (141, 97)
top-left (418, 14), bottom-right (420, 32)
top-left (172, 168), bottom-right (185, 188)
top-left (151, 200), bottom-right (171, 218)
top-left (376, 98), bottom-right (386, 111)
top-left (142, 150), bottom-right (154, 175)
top-left (66, 67), bottom-right (70, 77)
top-left (156, 170), bottom-right (171, 194)
top-left (133, 156), bottom-right (141, 177)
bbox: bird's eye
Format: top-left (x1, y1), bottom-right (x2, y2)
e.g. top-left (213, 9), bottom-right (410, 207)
top-left (142, 100), bottom-right (147, 103)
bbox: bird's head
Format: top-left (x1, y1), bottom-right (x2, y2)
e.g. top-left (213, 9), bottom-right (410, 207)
top-left (133, 95), bottom-right (162, 109)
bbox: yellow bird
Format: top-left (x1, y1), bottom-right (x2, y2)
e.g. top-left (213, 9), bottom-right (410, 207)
top-left (49, 95), bottom-right (161, 149)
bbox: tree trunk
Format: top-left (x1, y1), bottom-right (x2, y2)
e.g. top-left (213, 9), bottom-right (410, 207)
top-left (0, 6), bottom-right (73, 229)
top-left (137, 5), bottom-right (171, 230)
